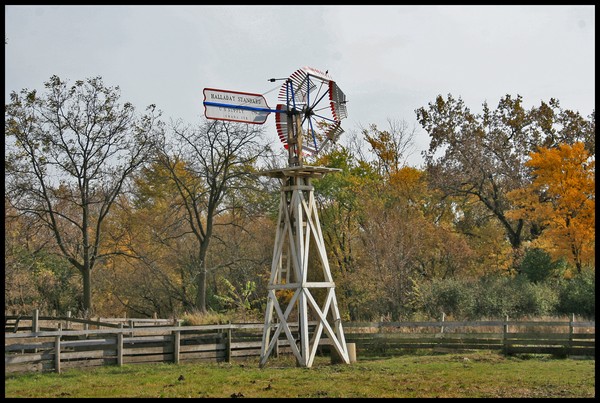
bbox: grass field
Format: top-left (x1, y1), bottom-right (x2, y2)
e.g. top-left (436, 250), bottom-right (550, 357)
top-left (4, 351), bottom-right (595, 398)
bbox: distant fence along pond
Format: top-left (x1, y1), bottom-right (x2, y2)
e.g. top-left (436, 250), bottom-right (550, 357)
top-left (5, 312), bottom-right (595, 374)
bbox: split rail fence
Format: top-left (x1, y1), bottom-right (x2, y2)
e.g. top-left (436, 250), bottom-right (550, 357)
top-left (5, 312), bottom-right (594, 374)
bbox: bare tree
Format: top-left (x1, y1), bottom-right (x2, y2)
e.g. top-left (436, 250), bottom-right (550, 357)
top-left (360, 118), bottom-right (417, 175)
top-left (5, 75), bottom-right (163, 315)
top-left (155, 118), bottom-right (267, 313)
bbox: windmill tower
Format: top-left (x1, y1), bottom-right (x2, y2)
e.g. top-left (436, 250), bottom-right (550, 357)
top-left (258, 67), bottom-right (349, 368)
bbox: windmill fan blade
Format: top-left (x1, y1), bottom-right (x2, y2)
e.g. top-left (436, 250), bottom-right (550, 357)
top-left (302, 66), bottom-right (332, 81)
top-left (326, 123), bottom-right (344, 143)
top-left (275, 104), bottom-right (289, 149)
top-left (278, 67), bottom-right (331, 104)
top-left (329, 81), bottom-right (348, 121)
top-left (278, 69), bottom-right (317, 105)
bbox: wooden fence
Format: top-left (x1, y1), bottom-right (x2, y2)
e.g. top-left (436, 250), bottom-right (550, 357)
top-left (344, 315), bottom-right (595, 357)
top-left (5, 314), bottom-right (594, 374)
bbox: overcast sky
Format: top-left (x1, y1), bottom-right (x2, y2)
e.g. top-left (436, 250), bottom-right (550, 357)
top-left (4, 5), bottom-right (595, 167)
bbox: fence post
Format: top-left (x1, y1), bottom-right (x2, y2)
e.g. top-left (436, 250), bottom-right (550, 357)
top-left (440, 312), bottom-right (445, 334)
top-left (32, 309), bottom-right (40, 353)
top-left (66, 311), bottom-right (71, 330)
top-left (32, 308), bottom-right (39, 333)
top-left (117, 324), bottom-right (124, 366)
top-left (55, 324), bottom-right (62, 374)
top-left (226, 322), bottom-right (232, 363)
top-left (502, 315), bottom-right (509, 354)
top-left (173, 330), bottom-right (180, 364)
top-left (568, 313), bottom-right (575, 356)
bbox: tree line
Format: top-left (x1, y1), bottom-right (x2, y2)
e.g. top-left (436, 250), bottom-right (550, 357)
top-left (5, 76), bottom-right (595, 321)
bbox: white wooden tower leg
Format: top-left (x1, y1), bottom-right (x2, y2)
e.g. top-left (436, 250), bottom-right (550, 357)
top-left (259, 170), bottom-right (349, 368)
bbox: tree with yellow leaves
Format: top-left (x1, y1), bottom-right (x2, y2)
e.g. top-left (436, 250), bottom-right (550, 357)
top-left (508, 142), bottom-right (595, 274)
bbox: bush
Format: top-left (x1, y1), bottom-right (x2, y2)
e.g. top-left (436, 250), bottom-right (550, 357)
top-left (471, 275), bottom-right (519, 319)
top-left (512, 279), bottom-right (559, 317)
top-left (179, 310), bottom-right (229, 326)
top-left (407, 271), bottom-right (593, 321)
top-left (556, 270), bottom-right (595, 319)
top-left (519, 248), bottom-right (567, 283)
top-left (418, 277), bottom-right (476, 320)
top-left (434, 275), bottom-right (560, 319)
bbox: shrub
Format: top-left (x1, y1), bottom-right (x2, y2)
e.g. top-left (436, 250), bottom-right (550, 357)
top-left (179, 310), bottom-right (229, 326)
top-left (471, 275), bottom-right (519, 319)
top-left (519, 248), bottom-right (567, 283)
top-left (418, 277), bottom-right (476, 320)
top-left (512, 279), bottom-right (559, 317)
top-left (556, 270), bottom-right (595, 319)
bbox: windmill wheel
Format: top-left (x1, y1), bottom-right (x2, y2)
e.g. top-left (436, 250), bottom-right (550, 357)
top-left (275, 67), bottom-right (347, 160)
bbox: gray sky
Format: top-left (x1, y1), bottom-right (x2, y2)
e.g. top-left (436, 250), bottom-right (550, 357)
top-left (5, 5), bottom-right (595, 167)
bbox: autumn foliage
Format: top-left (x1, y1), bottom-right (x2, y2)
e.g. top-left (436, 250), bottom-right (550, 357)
top-left (508, 142), bottom-right (595, 273)
top-left (4, 79), bottom-right (595, 320)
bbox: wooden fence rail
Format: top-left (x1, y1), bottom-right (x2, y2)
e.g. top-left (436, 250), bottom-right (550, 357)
top-left (5, 312), bottom-right (179, 333)
top-left (5, 317), bottom-right (594, 374)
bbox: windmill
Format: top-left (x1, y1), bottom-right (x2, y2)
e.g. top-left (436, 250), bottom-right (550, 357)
top-left (203, 67), bottom-right (350, 368)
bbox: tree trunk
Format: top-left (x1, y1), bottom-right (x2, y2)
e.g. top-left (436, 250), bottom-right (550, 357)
top-left (82, 265), bottom-right (93, 317)
top-left (196, 263), bottom-right (207, 314)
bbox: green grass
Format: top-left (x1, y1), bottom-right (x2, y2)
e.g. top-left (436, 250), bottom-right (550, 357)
top-left (4, 351), bottom-right (595, 398)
